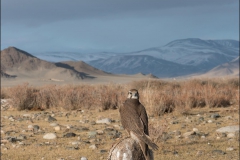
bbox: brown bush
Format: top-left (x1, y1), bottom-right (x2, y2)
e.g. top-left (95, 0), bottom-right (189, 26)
top-left (2, 78), bottom-right (238, 115)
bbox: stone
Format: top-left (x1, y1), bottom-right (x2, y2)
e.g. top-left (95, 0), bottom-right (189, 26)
top-left (63, 132), bottom-right (77, 138)
top-left (71, 141), bottom-right (80, 145)
top-left (216, 125), bottom-right (239, 133)
top-left (107, 137), bottom-right (147, 160)
top-left (88, 131), bottom-right (97, 138)
top-left (226, 147), bottom-right (234, 151)
top-left (96, 130), bottom-right (104, 135)
top-left (54, 126), bottom-right (61, 131)
top-left (33, 125), bottom-right (40, 132)
top-left (47, 116), bottom-right (57, 122)
top-left (208, 120), bottom-right (213, 123)
top-left (50, 123), bottom-right (58, 127)
top-left (96, 118), bottom-right (112, 124)
top-left (183, 131), bottom-right (195, 138)
top-left (193, 128), bottom-right (198, 132)
top-left (210, 113), bottom-right (220, 119)
top-left (43, 133), bottom-right (57, 140)
top-left (212, 150), bottom-right (225, 155)
top-left (89, 144), bottom-right (97, 150)
top-left (227, 133), bottom-right (235, 138)
top-left (80, 157), bottom-right (88, 160)
top-left (28, 125), bottom-right (34, 130)
top-left (23, 114), bottom-right (31, 118)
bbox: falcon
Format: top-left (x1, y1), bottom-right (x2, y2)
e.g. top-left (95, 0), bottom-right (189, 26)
top-left (119, 89), bottom-right (158, 160)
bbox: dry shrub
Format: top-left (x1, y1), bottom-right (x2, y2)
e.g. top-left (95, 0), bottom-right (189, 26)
top-left (8, 83), bottom-right (42, 110)
top-left (2, 78), bottom-right (238, 113)
top-left (1, 88), bottom-right (11, 99)
top-left (98, 84), bottom-right (125, 111)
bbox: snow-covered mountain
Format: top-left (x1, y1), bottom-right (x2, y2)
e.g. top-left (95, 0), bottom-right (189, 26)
top-left (88, 38), bottom-right (239, 77)
top-left (33, 51), bottom-right (116, 62)
top-left (128, 38), bottom-right (239, 70)
top-left (32, 38), bottom-right (239, 78)
top-left (88, 55), bottom-right (199, 77)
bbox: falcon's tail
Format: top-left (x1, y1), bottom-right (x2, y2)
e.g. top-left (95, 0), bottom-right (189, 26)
top-left (130, 131), bottom-right (159, 151)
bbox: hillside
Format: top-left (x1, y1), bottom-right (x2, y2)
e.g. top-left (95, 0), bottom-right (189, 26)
top-left (89, 55), bottom-right (199, 77)
top-left (0, 47), bottom-right (98, 80)
top-left (202, 56), bottom-right (239, 77)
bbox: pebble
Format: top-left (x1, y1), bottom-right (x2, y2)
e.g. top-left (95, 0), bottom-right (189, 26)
top-left (193, 128), bottom-right (198, 132)
top-left (226, 147), bottom-right (234, 151)
top-left (183, 131), bottom-right (195, 138)
top-left (227, 133), bottom-right (235, 138)
top-left (210, 113), bottom-right (220, 119)
top-left (216, 125), bottom-right (239, 133)
top-left (88, 131), bottom-right (97, 138)
top-left (96, 118), bottom-right (112, 124)
top-left (208, 120), bottom-right (213, 123)
top-left (43, 133), bottom-right (57, 140)
top-left (54, 126), bottom-right (61, 131)
top-left (50, 123), bottom-right (58, 127)
top-left (212, 150), bottom-right (225, 155)
top-left (80, 157), bottom-right (88, 160)
top-left (89, 144), bottom-right (97, 150)
top-left (63, 132), bottom-right (76, 138)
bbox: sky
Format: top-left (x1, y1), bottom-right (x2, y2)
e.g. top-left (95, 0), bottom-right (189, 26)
top-left (1, 0), bottom-right (239, 54)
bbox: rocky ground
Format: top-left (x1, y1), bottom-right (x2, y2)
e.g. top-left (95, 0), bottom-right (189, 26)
top-left (1, 99), bottom-right (239, 160)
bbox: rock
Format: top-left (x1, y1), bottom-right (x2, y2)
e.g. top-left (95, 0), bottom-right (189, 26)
top-left (50, 123), bottom-right (58, 127)
top-left (227, 133), bottom-right (235, 138)
top-left (96, 118), bottom-right (112, 124)
top-left (17, 134), bottom-right (27, 140)
top-left (28, 125), bottom-right (34, 130)
top-left (208, 120), bottom-right (213, 123)
top-left (7, 137), bottom-right (17, 143)
top-left (210, 113), bottom-right (220, 119)
top-left (96, 130), bottom-right (104, 135)
top-left (226, 147), bottom-right (234, 151)
top-left (183, 131), bottom-right (195, 138)
top-left (80, 157), bottom-right (88, 160)
top-left (216, 125), bottom-right (239, 133)
top-left (23, 114), bottom-right (31, 118)
top-left (33, 125), bottom-right (40, 132)
top-left (43, 133), bottom-right (57, 140)
top-left (212, 150), bottom-right (225, 155)
top-left (88, 131), bottom-right (97, 138)
top-left (71, 141), bottom-right (80, 145)
top-left (89, 144), bottom-right (97, 150)
top-left (107, 137), bottom-right (147, 160)
top-left (63, 132), bottom-right (77, 138)
top-left (47, 116), bottom-right (57, 122)
top-left (54, 126), bottom-right (61, 131)
top-left (193, 128), bottom-right (198, 132)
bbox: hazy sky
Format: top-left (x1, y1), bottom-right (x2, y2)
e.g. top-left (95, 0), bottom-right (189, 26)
top-left (1, 0), bottom-right (239, 53)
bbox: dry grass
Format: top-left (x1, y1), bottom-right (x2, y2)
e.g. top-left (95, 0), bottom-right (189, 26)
top-left (1, 78), bottom-right (239, 116)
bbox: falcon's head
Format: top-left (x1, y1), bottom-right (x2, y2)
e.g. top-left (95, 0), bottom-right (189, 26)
top-left (127, 89), bottom-right (139, 99)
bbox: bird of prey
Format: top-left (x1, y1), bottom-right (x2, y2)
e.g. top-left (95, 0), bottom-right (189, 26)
top-left (119, 89), bottom-right (158, 160)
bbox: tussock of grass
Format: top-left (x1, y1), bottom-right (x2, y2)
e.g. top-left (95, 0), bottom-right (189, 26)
top-left (2, 78), bottom-right (239, 116)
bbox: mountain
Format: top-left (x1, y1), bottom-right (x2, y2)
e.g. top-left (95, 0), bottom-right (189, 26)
top-left (202, 56), bottom-right (239, 77)
top-left (128, 38), bottom-right (239, 71)
top-left (88, 38), bottom-right (239, 77)
top-left (33, 51), bottom-right (116, 62)
top-left (88, 55), bottom-right (199, 77)
top-left (0, 47), bottom-right (106, 80)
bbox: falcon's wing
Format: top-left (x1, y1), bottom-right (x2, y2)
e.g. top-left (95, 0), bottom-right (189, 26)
top-left (119, 101), bottom-right (145, 134)
top-left (139, 104), bottom-right (149, 135)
